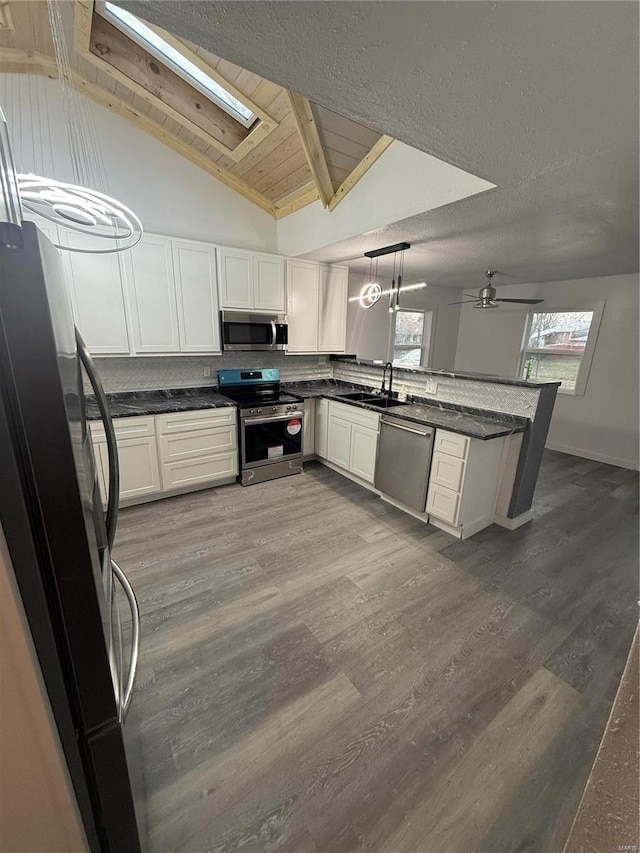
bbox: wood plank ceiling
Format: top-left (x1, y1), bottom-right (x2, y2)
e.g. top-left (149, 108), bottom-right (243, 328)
top-left (0, 0), bottom-right (394, 218)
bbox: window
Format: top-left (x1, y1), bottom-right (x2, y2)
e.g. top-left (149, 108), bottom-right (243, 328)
top-left (103, 3), bottom-right (256, 127)
top-left (390, 309), bottom-right (433, 367)
top-left (521, 308), bottom-right (602, 394)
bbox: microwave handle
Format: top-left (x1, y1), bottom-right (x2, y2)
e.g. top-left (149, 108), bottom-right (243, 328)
top-left (270, 320), bottom-right (277, 347)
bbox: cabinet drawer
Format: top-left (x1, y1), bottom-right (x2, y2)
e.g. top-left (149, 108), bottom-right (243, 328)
top-left (157, 407), bottom-right (236, 435)
top-left (431, 452), bottom-right (465, 492)
top-left (90, 416), bottom-right (155, 442)
top-left (159, 425), bottom-right (237, 463)
top-left (434, 429), bottom-right (469, 460)
top-left (328, 400), bottom-right (380, 431)
top-left (426, 484), bottom-right (460, 525)
top-left (161, 452), bottom-right (238, 490)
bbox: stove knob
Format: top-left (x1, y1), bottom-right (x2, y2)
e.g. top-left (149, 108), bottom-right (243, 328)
top-left (272, 406), bottom-right (278, 412)
top-left (257, 408), bottom-right (263, 414)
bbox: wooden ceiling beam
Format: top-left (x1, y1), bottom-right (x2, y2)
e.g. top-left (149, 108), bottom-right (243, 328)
top-left (274, 182), bottom-right (319, 219)
top-left (286, 91), bottom-right (334, 207)
top-left (0, 48), bottom-right (277, 216)
top-left (328, 135), bottom-right (393, 211)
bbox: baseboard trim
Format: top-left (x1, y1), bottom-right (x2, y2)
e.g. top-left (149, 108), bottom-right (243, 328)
top-left (545, 442), bottom-right (639, 471)
top-left (494, 510), bottom-right (534, 530)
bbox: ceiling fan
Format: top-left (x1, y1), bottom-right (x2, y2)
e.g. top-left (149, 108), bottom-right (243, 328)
top-left (449, 271), bottom-right (544, 309)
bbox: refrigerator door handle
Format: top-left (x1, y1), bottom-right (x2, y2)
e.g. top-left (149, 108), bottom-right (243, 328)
top-left (111, 559), bottom-right (140, 721)
top-left (76, 328), bottom-right (119, 550)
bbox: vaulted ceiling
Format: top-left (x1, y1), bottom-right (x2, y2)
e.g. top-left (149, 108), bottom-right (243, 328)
top-left (0, 0), bottom-right (392, 218)
top-left (120, 0), bottom-right (639, 288)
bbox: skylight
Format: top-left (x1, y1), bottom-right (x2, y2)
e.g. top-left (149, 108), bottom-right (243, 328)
top-left (104, 3), bottom-right (256, 127)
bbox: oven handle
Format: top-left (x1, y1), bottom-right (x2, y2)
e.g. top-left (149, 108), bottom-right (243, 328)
top-left (243, 412), bottom-right (304, 425)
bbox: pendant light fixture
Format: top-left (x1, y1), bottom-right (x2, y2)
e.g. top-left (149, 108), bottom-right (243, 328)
top-left (349, 242), bottom-right (427, 309)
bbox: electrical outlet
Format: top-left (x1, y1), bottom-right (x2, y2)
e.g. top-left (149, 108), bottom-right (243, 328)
top-left (203, 366), bottom-right (211, 378)
top-left (425, 378), bottom-right (438, 395)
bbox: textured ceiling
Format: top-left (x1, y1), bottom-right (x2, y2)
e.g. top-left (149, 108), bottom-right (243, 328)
top-left (122, 1), bottom-right (639, 287)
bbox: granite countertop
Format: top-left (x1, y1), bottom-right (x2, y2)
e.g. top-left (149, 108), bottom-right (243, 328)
top-left (330, 356), bottom-right (561, 388)
top-left (283, 380), bottom-right (527, 440)
top-left (86, 387), bottom-right (236, 420)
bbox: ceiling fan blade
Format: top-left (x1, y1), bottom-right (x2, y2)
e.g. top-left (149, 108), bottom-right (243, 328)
top-left (495, 298), bottom-right (545, 304)
top-left (448, 299), bottom-right (479, 305)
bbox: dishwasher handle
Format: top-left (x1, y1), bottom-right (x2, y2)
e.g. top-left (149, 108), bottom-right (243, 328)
top-left (381, 419), bottom-right (432, 437)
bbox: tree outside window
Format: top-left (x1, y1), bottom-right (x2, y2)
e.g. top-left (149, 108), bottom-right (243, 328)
top-left (522, 310), bottom-right (595, 391)
top-left (391, 309), bottom-right (433, 367)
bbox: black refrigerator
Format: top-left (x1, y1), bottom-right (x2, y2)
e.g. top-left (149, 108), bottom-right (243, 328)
top-left (0, 220), bottom-right (145, 852)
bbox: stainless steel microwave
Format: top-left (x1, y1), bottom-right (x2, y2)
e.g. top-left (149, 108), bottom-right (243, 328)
top-left (220, 311), bottom-right (288, 352)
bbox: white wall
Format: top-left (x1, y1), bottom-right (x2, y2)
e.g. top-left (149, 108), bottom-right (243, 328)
top-left (0, 527), bottom-right (89, 852)
top-left (276, 141), bottom-right (494, 257)
top-left (346, 273), bottom-right (462, 370)
top-left (454, 274), bottom-right (640, 469)
top-left (0, 74), bottom-right (277, 251)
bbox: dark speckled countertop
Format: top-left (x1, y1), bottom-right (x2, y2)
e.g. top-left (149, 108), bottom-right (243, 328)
top-left (283, 380), bottom-right (528, 441)
top-left (88, 381), bottom-right (527, 440)
top-left (86, 387), bottom-right (236, 419)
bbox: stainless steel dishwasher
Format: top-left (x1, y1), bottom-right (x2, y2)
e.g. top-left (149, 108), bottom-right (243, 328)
top-left (374, 415), bottom-right (434, 512)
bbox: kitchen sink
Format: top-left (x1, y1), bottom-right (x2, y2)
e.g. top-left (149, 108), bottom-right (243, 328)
top-left (362, 396), bottom-right (410, 408)
top-left (336, 391), bottom-right (376, 400)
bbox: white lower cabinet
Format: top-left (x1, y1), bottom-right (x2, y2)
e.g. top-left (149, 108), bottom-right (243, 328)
top-left (426, 428), bottom-right (505, 538)
top-left (90, 408), bottom-right (238, 506)
top-left (327, 401), bottom-right (380, 483)
top-left (315, 398), bottom-right (329, 459)
top-left (90, 417), bottom-right (160, 504)
top-left (157, 408), bottom-right (238, 493)
top-left (327, 415), bottom-right (352, 469)
top-left (118, 437), bottom-right (162, 500)
top-left (349, 424), bottom-right (379, 483)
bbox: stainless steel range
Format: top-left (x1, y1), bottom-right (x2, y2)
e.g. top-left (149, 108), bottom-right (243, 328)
top-left (219, 368), bottom-right (304, 486)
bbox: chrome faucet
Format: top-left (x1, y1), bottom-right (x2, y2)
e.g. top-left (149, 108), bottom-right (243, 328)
top-left (380, 362), bottom-right (394, 398)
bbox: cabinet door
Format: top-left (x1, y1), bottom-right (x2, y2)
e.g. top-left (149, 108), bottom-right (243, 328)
top-left (315, 399), bottom-right (329, 459)
top-left (349, 425), bottom-right (378, 483)
top-left (118, 436), bottom-right (161, 500)
top-left (172, 241), bottom-right (220, 353)
top-left (126, 235), bottom-right (179, 352)
top-left (318, 265), bottom-right (348, 353)
top-left (253, 255), bottom-right (285, 312)
top-left (327, 415), bottom-right (351, 469)
top-left (218, 248), bottom-right (253, 309)
top-left (302, 398), bottom-right (315, 457)
top-left (62, 232), bottom-right (131, 354)
top-left (286, 260), bottom-right (320, 352)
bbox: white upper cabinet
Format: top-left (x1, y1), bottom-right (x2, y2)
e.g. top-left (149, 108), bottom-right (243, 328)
top-left (318, 265), bottom-right (348, 353)
top-left (61, 230), bottom-right (131, 354)
top-left (218, 247), bottom-right (285, 312)
top-left (172, 240), bottom-right (220, 353)
top-left (218, 248), bottom-right (253, 309)
top-left (287, 260), bottom-right (348, 354)
top-left (286, 259), bottom-right (321, 352)
top-left (254, 255), bottom-right (285, 311)
top-left (125, 235), bottom-right (180, 353)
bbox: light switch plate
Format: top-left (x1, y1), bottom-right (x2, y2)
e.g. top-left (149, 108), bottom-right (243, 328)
top-left (203, 366), bottom-right (211, 377)
top-left (425, 378), bottom-right (438, 395)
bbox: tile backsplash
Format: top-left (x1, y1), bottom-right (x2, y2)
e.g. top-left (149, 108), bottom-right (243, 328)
top-left (332, 362), bottom-right (541, 420)
top-left (91, 353), bottom-right (332, 393)
top-left (90, 354), bottom-right (539, 420)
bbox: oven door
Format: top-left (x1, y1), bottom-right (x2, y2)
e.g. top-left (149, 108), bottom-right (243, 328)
top-left (221, 311), bottom-right (288, 351)
top-left (241, 412), bottom-right (303, 468)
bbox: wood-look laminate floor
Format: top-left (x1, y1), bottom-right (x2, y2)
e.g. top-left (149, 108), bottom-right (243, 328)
top-left (113, 451), bottom-right (639, 853)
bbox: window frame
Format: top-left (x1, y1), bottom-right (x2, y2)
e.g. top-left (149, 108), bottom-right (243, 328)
top-left (388, 307), bottom-right (435, 368)
top-left (519, 301), bottom-right (605, 396)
